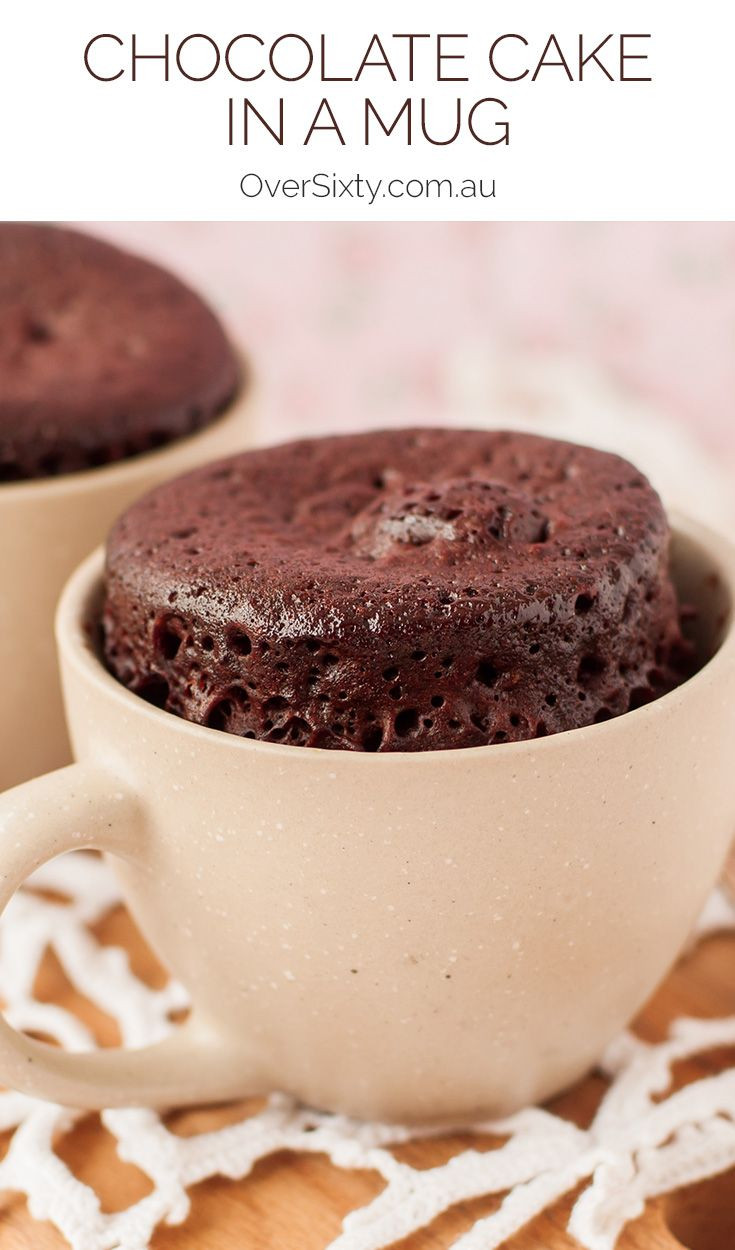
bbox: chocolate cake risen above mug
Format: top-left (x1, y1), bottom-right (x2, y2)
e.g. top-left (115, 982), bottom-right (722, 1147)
top-left (103, 428), bottom-right (692, 747)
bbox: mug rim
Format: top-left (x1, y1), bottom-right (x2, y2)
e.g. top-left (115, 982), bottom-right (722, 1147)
top-left (56, 510), bottom-right (735, 767)
top-left (0, 352), bottom-right (253, 504)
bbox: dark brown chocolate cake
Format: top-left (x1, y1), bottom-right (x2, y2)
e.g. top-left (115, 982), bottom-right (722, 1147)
top-left (103, 428), bottom-right (688, 751)
top-left (0, 224), bottom-right (240, 481)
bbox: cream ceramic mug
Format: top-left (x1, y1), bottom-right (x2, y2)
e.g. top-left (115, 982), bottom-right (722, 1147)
top-left (0, 391), bottom-right (251, 792)
top-left (0, 514), bottom-right (732, 1123)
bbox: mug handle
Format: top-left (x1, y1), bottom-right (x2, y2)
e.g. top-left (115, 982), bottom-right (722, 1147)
top-left (0, 762), bottom-right (265, 1108)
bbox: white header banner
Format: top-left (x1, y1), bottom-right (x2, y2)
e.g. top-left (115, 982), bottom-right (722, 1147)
top-left (4, 0), bottom-right (734, 220)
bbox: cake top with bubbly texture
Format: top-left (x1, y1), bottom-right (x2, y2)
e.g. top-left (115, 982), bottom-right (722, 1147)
top-left (107, 427), bottom-right (666, 641)
top-left (104, 428), bottom-right (685, 751)
top-left (0, 224), bottom-right (239, 480)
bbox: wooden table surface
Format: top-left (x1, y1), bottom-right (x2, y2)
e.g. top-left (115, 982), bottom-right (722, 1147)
top-left (1, 892), bottom-right (733, 1250)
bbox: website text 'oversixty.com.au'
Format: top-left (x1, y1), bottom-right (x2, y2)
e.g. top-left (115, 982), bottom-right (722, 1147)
top-left (239, 172), bottom-right (496, 204)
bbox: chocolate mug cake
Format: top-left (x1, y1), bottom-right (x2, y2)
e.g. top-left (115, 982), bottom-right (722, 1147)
top-left (0, 222), bottom-right (249, 792)
top-left (103, 428), bottom-right (689, 750)
top-left (0, 223), bottom-right (240, 481)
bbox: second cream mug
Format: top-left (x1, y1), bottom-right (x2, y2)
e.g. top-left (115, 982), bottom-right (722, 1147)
top-left (0, 514), bottom-right (732, 1123)
top-left (0, 392), bottom-right (251, 792)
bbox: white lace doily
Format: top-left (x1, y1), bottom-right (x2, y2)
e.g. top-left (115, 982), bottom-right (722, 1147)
top-left (0, 853), bottom-right (734, 1250)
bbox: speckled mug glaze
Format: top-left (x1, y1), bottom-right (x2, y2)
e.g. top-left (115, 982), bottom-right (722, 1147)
top-left (0, 388), bottom-right (252, 792)
top-left (0, 514), bottom-right (732, 1123)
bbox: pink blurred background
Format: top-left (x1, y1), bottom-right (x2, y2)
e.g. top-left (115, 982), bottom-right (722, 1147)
top-left (84, 222), bottom-right (735, 479)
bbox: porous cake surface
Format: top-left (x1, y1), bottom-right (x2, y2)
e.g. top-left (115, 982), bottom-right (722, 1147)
top-left (103, 428), bottom-right (687, 751)
top-left (0, 224), bottom-right (239, 481)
